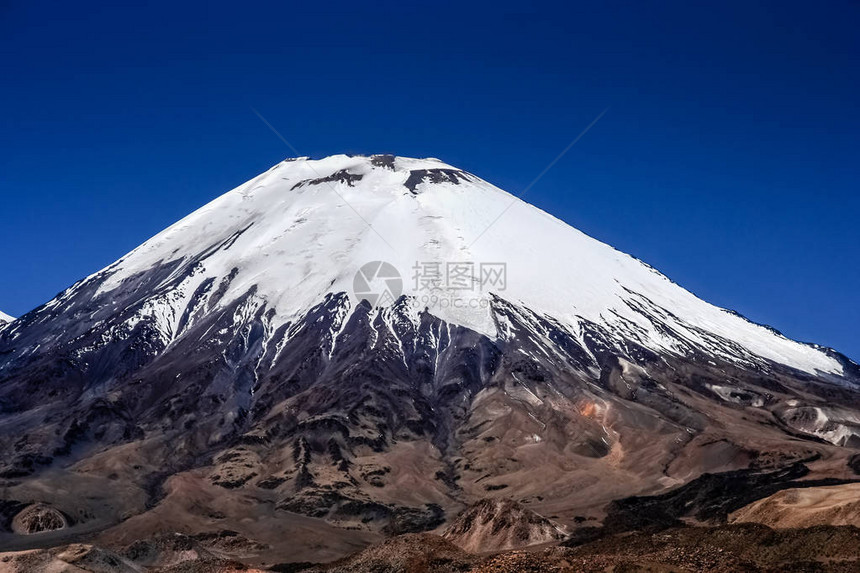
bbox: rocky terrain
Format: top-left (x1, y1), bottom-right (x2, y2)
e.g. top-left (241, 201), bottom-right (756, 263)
top-left (0, 155), bottom-right (859, 569)
top-left (307, 523), bottom-right (860, 572)
top-left (442, 499), bottom-right (566, 552)
top-left (7, 519), bottom-right (860, 572)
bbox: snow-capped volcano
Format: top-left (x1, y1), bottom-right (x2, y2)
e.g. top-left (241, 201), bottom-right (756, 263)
top-left (1, 154), bottom-right (858, 558)
top-left (0, 311), bottom-right (13, 324)
top-left (54, 154), bottom-right (840, 376)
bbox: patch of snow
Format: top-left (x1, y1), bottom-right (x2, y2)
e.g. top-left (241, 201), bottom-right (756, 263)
top-left (782, 406), bottom-right (860, 446)
top-left (707, 384), bottom-right (765, 407)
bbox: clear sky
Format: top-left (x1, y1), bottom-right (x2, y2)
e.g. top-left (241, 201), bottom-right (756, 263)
top-left (1, 1), bottom-right (858, 359)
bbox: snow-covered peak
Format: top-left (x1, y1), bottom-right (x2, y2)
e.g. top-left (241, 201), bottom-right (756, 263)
top-left (82, 154), bottom-right (842, 376)
top-left (0, 311), bottom-right (14, 324)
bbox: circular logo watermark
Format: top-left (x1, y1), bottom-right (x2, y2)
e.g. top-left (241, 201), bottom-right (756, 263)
top-left (353, 261), bottom-right (403, 306)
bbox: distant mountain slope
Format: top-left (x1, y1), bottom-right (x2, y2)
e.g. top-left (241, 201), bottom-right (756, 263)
top-left (731, 482), bottom-right (860, 529)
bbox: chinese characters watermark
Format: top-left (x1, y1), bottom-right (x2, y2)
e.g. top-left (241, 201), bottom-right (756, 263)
top-left (411, 261), bottom-right (507, 293)
top-left (352, 260), bottom-right (507, 311)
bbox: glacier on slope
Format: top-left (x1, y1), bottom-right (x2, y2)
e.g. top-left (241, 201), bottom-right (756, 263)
top-left (55, 154), bottom-right (841, 378)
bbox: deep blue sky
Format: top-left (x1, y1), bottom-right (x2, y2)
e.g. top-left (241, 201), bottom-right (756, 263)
top-left (1, 1), bottom-right (858, 359)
